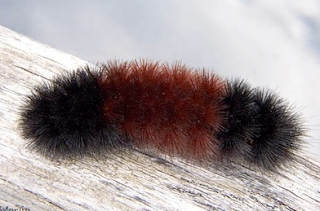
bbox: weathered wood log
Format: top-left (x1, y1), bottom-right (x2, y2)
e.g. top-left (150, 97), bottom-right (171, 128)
top-left (0, 25), bottom-right (319, 211)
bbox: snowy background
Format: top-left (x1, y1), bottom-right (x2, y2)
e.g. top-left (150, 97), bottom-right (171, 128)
top-left (1, 0), bottom-right (319, 162)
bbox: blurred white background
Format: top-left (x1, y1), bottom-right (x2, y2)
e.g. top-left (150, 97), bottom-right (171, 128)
top-left (1, 0), bottom-right (319, 161)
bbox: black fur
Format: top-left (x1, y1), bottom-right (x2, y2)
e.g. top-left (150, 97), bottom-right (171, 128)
top-left (218, 79), bottom-right (260, 161)
top-left (219, 79), bottom-right (303, 169)
top-left (20, 66), bottom-right (127, 158)
top-left (249, 89), bottom-right (303, 169)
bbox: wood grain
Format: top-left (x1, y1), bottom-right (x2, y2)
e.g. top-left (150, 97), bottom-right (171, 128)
top-left (0, 25), bottom-right (319, 211)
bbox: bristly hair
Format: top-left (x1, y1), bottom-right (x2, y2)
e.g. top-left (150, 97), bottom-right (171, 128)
top-left (19, 60), bottom-right (305, 170)
top-left (218, 79), bottom-right (304, 169)
top-left (19, 66), bottom-right (129, 158)
top-left (97, 60), bottom-right (226, 160)
top-left (218, 79), bottom-right (260, 162)
top-left (248, 89), bottom-right (304, 169)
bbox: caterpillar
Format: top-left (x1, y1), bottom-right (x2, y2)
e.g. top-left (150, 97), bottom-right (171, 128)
top-left (19, 60), bottom-right (304, 170)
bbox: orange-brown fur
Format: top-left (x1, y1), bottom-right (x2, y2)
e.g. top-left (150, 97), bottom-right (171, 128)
top-left (99, 60), bottom-right (226, 160)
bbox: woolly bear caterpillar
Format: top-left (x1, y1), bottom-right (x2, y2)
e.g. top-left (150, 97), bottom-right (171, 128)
top-left (19, 60), bottom-right (304, 170)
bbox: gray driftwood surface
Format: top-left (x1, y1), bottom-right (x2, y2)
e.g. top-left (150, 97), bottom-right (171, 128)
top-left (0, 25), bottom-right (320, 211)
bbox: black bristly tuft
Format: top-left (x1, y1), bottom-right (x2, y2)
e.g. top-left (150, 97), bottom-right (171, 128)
top-left (218, 80), bottom-right (303, 170)
top-left (248, 89), bottom-right (303, 169)
top-left (19, 66), bottom-right (127, 158)
top-left (218, 79), bottom-right (260, 161)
